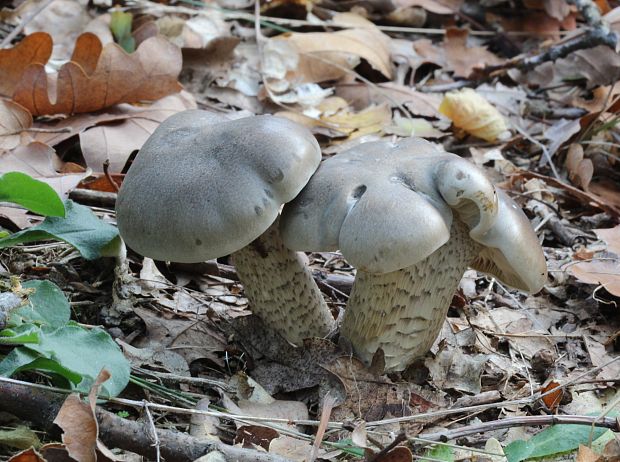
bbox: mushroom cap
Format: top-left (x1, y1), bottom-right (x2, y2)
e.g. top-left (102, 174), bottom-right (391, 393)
top-left (280, 137), bottom-right (547, 292)
top-left (280, 138), bottom-right (461, 273)
top-left (470, 189), bottom-right (547, 292)
top-left (116, 110), bottom-right (321, 262)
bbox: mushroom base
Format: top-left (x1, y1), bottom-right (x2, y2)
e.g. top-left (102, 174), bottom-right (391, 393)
top-left (341, 220), bottom-right (481, 372)
top-left (232, 219), bottom-right (336, 345)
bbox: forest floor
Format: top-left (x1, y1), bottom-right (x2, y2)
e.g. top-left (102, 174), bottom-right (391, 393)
top-left (0, 0), bottom-right (619, 461)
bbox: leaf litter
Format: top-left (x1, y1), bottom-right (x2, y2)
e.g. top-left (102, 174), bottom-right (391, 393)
top-left (1, 0), bottom-right (620, 461)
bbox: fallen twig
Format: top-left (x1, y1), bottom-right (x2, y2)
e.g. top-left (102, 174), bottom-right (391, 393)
top-left (0, 378), bottom-right (292, 462)
top-left (418, 414), bottom-right (619, 442)
top-left (475, 0), bottom-right (617, 78)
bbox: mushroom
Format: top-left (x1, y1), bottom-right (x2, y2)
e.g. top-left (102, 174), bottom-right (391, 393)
top-left (116, 110), bottom-right (335, 344)
top-left (280, 137), bottom-right (547, 371)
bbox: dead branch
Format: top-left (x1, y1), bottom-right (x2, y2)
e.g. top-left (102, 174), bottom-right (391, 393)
top-left (476, 0), bottom-right (617, 77)
top-left (418, 414), bottom-right (620, 443)
top-left (0, 379), bottom-right (293, 462)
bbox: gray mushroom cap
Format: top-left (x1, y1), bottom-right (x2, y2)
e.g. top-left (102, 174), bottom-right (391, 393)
top-left (471, 189), bottom-right (547, 292)
top-left (116, 110), bottom-right (322, 262)
top-left (280, 137), bottom-right (547, 292)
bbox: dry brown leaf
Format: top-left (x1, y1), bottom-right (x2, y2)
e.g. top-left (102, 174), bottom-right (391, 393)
top-left (235, 426), bottom-right (279, 450)
top-left (444, 28), bottom-right (503, 78)
top-left (53, 370), bottom-right (112, 462)
top-left (540, 380), bottom-right (563, 411)
top-left (594, 225), bottom-right (620, 254)
top-left (571, 86), bottom-right (620, 112)
top-left (277, 98), bottom-right (391, 139)
top-left (0, 33), bottom-right (52, 97)
top-left (495, 10), bottom-right (574, 38)
top-left (0, 142), bottom-right (88, 198)
top-left (439, 88), bottom-right (509, 141)
top-left (582, 336), bottom-right (620, 381)
top-left (513, 46), bottom-right (620, 89)
top-left (54, 394), bottom-right (98, 462)
top-left (269, 436), bottom-right (315, 461)
top-left (1, 32), bottom-right (181, 116)
top-left (391, 0), bottom-right (463, 14)
top-left (79, 91), bottom-right (196, 172)
top-left (569, 260), bottom-right (620, 297)
top-left (336, 82), bottom-right (442, 118)
top-left (133, 306), bottom-right (227, 367)
top-left (565, 144), bottom-right (594, 190)
top-left (0, 99), bottom-right (32, 151)
top-left (21, 0), bottom-right (94, 60)
top-left (263, 13), bottom-right (392, 93)
top-left (542, 0), bottom-right (571, 21)
top-left (426, 346), bottom-right (489, 394)
top-left (0, 207), bottom-right (38, 230)
top-left (375, 447), bottom-right (413, 462)
top-left (411, 38), bottom-right (446, 68)
top-left (578, 445), bottom-right (603, 462)
top-left (324, 355), bottom-right (441, 423)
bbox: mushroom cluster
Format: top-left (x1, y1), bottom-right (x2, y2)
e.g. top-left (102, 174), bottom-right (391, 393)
top-left (280, 137), bottom-right (547, 371)
top-left (116, 111), bottom-right (547, 371)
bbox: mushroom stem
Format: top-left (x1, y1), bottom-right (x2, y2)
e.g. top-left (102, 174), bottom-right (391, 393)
top-left (232, 219), bottom-right (336, 345)
top-left (341, 220), bottom-right (481, 372)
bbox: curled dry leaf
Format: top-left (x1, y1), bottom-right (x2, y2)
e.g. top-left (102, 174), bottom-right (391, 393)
top-left (439, 88), bottom-right (509, 141)
top-left (335, 82), bottom-right (442, 118)
top-left (594, 225), bottom-right (620, 254)
top-left (540, 380), bottom-right (563, 411)
top-left (565, 144), bottom-right (593, 190)
top-left (0, 33), bottom-right (52, 97)
top-left (569, 260), bottom-right (620, 297)
top-left (277, 98), bottom-right (391, 139)
top-left (0, 32), bottom-right (182, 116)
top-left (263, 13), bottom-right (392, 98)
top-left (53, 370), bottom-right (112, 462)
top-left (570, 225), bottom-right (620, 297)
top-left (0, 99), bottom-right (32, 151)
top-left (0, 142), bottom-right (88, 198)
top-left (78, 91), bottom-right (197, 172)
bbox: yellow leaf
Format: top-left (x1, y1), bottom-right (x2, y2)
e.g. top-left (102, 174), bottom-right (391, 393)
top-left (439, 88), bottom-right (509, 141)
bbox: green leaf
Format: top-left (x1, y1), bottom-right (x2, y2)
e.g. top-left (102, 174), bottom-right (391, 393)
top-left (118, 35), bottom-right (136, 54)
top-left (8, 280), bottom-right (70, 328)
top-left (0, 172), bottom-right (65, 217)
top-left (423, 444), bottom-right (454, 462)
top-left (0, 324), bottom-right (40, 344)
top-left (110, 11), bottom-right (135, 53)
top-left (504, 423), bottom-right (609, 462)
top-left (0, 324), bottom-right (130, 397)
top-left (0, 426), bottom-right (41, 450)
top-left (0, 200), bottom-right (119, 260)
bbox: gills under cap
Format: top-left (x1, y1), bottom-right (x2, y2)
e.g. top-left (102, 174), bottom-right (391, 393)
top-left (116, 110), bottom-right (322, 262)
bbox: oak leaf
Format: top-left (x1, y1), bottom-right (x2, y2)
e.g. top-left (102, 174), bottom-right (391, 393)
top-left (0, 32), bottom-right (181, 116)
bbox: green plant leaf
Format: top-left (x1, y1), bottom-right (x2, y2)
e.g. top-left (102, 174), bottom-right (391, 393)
top-left (0, 324), bottom-right (130, 397)
top-left (110, 11), bottom-right (135, 53)
top-left (0, 324), bottom-right (40, 344)
top-left (0, 200), bottom-right (119, 260)
top-left (504, 423), bottom-right (608, 462)
top-left (8, 280), bottom-right (70, 328)
top-left (0, 172), bottom-right (65, 217)
top-left (423, 444), bottom-right (454, 462)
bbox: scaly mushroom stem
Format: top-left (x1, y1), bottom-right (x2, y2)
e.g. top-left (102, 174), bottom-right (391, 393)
top-left (232, 219), bottom-right (335, 345)
top-left (341, 221), bottom-right (481, 372)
